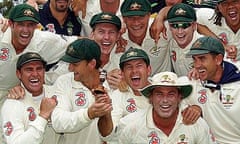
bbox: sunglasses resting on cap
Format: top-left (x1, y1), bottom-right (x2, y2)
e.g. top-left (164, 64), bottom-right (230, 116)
top-left (169, 22), bottom-right (192, 29)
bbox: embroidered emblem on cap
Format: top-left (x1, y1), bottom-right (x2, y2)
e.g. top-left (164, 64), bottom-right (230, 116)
top-left (175, 8), bottom-right (186, 16)
top-left (192, 40), bottom-right (202, 48)
top-left (67, 45), bottom-right (76, 55)
top-left (126, 51), bottom-right (137, 57)
top-left (101, 14), bottom-right (112, 20)
top-left (24, 9), bottom-right (34, 17)
top-left (130, 2), bottom-right (141, 10)
top-left (160, 74), bottom-right (175, 84)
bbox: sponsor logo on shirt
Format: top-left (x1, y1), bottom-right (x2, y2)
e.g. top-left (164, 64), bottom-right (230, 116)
top-left (27, 107), bottom-right (37, 121)
top-left (218, 32), bottom-right (228, 45)
top-left (75, 92), bottom-right (86, 106)
top-left (148, 131), bottom-right (160, 144)
top-left (126, 98), bottom-right (137, 113)
top-left (0, 48), bottom-right (9, 61)
top-left (3, 121), bottom-right (13, 136)
top-left (197, 89), bottom-right (207, 104)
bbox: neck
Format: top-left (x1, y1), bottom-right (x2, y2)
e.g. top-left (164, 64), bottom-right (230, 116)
top-left (227, 22), bottom-right (240, 33)
top-left (129, 33), bottom-right (146, 46)
top-left (211, 65), bottom-right (224, 83)
top-left (82, 69), bottom-right (101, 90)
top-left (12, 40), bottom-right (26, 54)
top-left (100, 54), bottom-right (110, 68)
top-left (50, 5), bottom-right (68, 25)
top-left (100, 0), bottom-right (120, 14)
top-left (153, 109), bottom-right (178, 136)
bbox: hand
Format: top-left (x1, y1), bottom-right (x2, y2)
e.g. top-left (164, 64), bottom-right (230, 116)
top-left (149, 15), bottom-right (167, 43)
top-left (26, 0), bottom-right (39, 11)
top-left (88, 93), bottom-right (112, 119)
top-left (107, 69), bottom-right (123, 90)
top-left (39, 97), bottom-right (57, 120)
top-left (187, 68), bottom-right (199, 80)
top-left (71, 0), bottom-right (87, 18)
top-left (182, 105), bottom-right (202, 125)
top-left (0, 18), bottom-right (9, 32)
top-left (225, 45), bottom-right (237, 60)
top-left (118, 79), bottom-right (128, 92)
top-left (115, 36), bottom-right (128, 53)
top-left (7, 85), bottom-right (25, 100)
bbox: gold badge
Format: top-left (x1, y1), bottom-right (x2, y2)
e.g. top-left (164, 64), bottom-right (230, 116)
top-left (101, 14), bottom-right (112, 20)
top-left (160, 75), bottom-right (175, 84)
top-left (192, 40), bottom-right (202, 48)
top-left (130, 2), bottom-right (141, 10)
top-left (126, 51), bottom-right (137, 57)
top-left (23, 9), bottom-right (34, 17)
top-left (175, 8), bottom-right (186, 16)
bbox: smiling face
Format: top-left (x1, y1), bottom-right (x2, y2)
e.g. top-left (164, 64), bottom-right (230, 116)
top-left (10, 21), bottom-right (37, 51)
top-left (17, 61), bottom-right (45, 96)
top-left (123, 14), bottom-right (150, 42)
top-left (122, 59), bottom-right (151, 93)
top-left (150, 86), bottom-right (181, 119)
top-left (92, 23), bottom-right (120, 56)
top-left (169, 22), bottom-right (196, 48)
top-left (218, 0), bottom-right (240, 32)
top-left (192, 53), bottom-right (223, 82)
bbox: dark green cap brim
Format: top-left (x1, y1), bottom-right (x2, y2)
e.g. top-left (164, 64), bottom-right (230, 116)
top-left (186, 49), bottom-right (210, 56)
top-left (141, 85), bottom-right (192, 99)
top-left (122, 11), bottom-right (149, 17)
top-left (13, 17), bottom-right (39, 23)
top-left (92, 20), bottom-right (121, 30)
top-left (218, 0), bottom-right (226, 3)
top-left (61, 54), bottom-right (82, 63)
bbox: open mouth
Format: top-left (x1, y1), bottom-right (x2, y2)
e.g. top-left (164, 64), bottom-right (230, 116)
top-left (29, 79), bottom-right (40, 86)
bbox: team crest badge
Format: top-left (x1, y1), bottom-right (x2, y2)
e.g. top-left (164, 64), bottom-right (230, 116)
top-left (126, 98), bottom-right (137, 113)
top-left (175, 8), bottom-right (186, 16)
top-left (197, 89), bottom-right (207, 104)
top-left (0, 48), bottom-right (9, 61)
top-left (177, 134), bottom-right (188, 144)
top-left (150, 45), bottom-right (161, 56)
top-left (148, 131), bottom-right (160, 144)
top-left (24, 9), bottom-right (34, 17)
top-left (130, 2), bottom-right (141, 11)
top-left (3, 121), bottom-right (13, 136)
top-left (27, 107), bottom-right (37, 121)
top-left (75, 92), bottom-right (87, 106)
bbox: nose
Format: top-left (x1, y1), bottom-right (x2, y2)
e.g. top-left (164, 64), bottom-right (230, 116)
top-left (177, 27), bottom-right (184, 33)
top-left (103, 33), bottom-right (110, 40)
top-left (193, 58), bottom-right (201, 69)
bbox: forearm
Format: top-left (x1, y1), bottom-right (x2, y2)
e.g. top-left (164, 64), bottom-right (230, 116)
top-left (98, 113), bottom-right (113, 137)
top-left (197, 24), bottom-right (218, 38)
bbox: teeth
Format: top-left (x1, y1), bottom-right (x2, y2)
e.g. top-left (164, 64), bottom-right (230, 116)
top-left (30, 79), bottom-right (39, 83)
top-left (198, 69), bottom-right (205, 73)
top-left (103, 42), bottom-right (110, 45)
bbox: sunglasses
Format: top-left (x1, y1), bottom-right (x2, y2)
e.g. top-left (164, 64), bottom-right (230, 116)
top-left (169, 23), bottom-right (192, 29)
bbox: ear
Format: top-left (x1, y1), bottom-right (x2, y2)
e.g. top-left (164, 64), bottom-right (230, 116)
top-left (192, 22), bottom-right (197, 31)
top-left (147, 65), bottom-right (152, 77)
top-left (16, 70), bottom-right (21, 80)
top-left (216, 54), bottom-right (224, 66)
top-left (88, 59), bottom-right (97, 69)
top-left (89, 31), bottom-right (94, 39)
